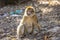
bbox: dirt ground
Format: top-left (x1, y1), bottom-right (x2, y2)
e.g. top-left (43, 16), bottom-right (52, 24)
top-left (0, 1), bottom-right (60, 40)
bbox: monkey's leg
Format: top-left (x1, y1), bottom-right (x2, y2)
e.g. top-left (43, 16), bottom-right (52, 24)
top-left (17, 24), bottom-right (24, 40)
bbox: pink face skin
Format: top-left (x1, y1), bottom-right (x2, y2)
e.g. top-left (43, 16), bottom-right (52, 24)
top-left (27, 8), bottom-right (34, 16)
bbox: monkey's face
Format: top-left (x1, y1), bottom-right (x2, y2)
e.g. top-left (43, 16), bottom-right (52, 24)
top-left (27, 8), bottom-right (35, 16)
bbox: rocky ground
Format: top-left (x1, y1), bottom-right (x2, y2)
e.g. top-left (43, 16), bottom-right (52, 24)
top-left (0, 1), bottom-right (60, 40)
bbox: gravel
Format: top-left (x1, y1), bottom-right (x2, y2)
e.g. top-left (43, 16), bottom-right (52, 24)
top-left (0, 0), bottom-right (60, 40)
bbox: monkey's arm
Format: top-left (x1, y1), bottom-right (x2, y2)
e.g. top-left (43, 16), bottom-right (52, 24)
top-left (20, 16), bottom-right (27, 24)
top-left (34, 23), bottom-right (41, 32)
top-left (32, 23), bottom-right (41, 35)
top-left (33, 15), bottom-right (39, 23)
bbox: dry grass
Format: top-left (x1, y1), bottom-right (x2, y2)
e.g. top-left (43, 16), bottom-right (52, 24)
top-left (37, 0), bottom-right (60, 6)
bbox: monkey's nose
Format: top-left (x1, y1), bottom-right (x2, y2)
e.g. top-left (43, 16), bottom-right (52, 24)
top-left (27, 12), bottom-right (31, 15)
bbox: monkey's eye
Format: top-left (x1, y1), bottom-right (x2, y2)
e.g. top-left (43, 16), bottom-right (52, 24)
top-left (28, 8), bottom-right (34, 12)
top-left (31, 10), bottom-right (34, 13)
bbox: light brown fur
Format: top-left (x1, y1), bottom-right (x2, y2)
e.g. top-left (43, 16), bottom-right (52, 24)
top-left (17, 6), bottom-right (41, 40)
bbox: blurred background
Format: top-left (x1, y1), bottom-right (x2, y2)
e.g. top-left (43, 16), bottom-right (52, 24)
top-left (0, 0), bottom-right (60, 40)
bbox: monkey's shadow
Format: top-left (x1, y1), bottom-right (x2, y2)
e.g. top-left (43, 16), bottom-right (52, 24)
top-left (20, 31), bottom-right (43, 40)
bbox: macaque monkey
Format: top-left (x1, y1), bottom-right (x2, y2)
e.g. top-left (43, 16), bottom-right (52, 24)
top-left (17, 6), bottom-right (41, 40)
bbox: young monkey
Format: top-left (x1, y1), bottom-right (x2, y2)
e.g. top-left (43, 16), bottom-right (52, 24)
top-left (17, 6), bottom-right (41, 40)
